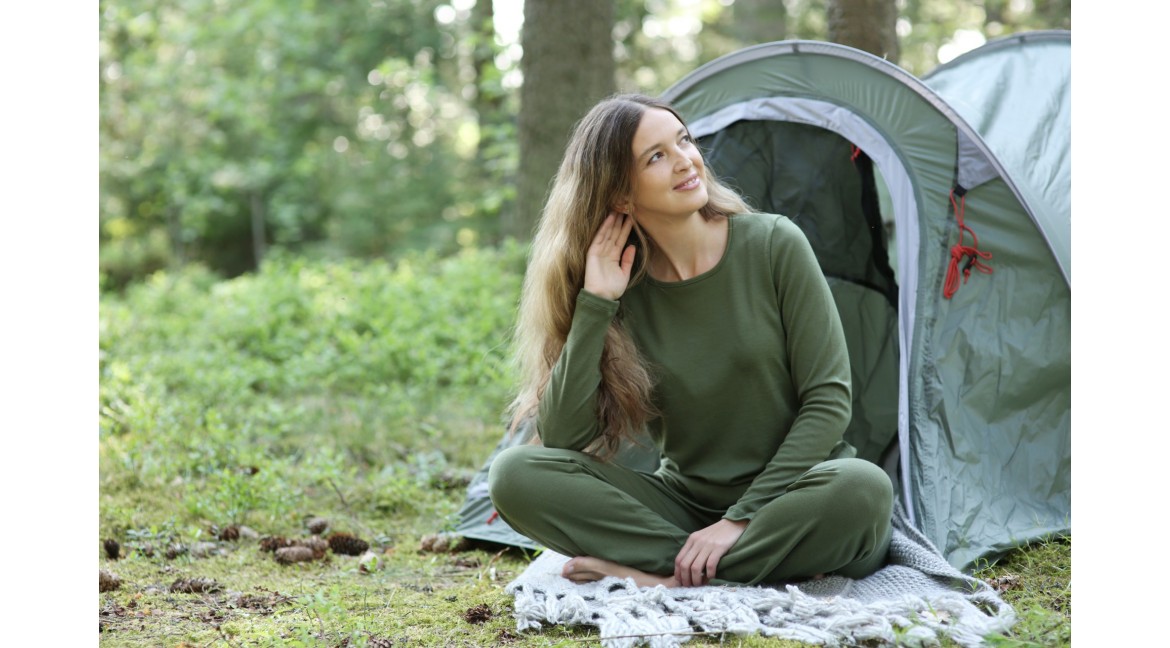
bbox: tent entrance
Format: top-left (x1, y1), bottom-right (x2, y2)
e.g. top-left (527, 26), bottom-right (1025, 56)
top-left (698, 119), bottom-right (901, 481)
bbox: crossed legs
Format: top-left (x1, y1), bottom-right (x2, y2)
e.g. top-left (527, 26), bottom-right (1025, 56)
top-left (488, 445), bottom-right (892, 587)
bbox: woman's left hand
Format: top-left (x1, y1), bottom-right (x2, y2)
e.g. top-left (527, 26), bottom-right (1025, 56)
top-left (674, 518), bottom-right (748, 586)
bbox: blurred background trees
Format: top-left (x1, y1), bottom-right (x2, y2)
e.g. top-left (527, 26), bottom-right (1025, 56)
top-left (99, 0), bottom-right (1071, 289)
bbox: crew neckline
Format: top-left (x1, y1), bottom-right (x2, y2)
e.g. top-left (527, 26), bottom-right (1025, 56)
top-left (644, 216), bottom-right (735, 288)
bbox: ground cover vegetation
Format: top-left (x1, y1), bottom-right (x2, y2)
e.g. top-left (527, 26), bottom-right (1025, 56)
top-left (99, 249), bottom-right (1069, 647)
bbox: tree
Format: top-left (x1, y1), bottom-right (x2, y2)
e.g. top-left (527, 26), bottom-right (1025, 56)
top-left (827, 0), bottom-right (900, 62)
top-left (732, 0), bottom-right (789, 46)
top-left (99, 0), bottom-right (469, 283)
top-left (511, 0), bottom-right (617, 239)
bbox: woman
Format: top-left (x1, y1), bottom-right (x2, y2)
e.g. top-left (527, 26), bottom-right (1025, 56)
top-left (489, 94), bottom-right (893, 588)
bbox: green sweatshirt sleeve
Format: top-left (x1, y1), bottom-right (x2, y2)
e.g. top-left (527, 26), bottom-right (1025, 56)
top-left (535, 289), bottom-right (620, 451)
top-left (724, 218), bottom-right (852, 521)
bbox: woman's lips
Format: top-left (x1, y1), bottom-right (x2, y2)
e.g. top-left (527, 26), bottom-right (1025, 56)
top-left (674, 174), bottom-right (700, 191)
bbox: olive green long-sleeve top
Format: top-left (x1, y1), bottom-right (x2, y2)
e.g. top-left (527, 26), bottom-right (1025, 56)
top-left (537, 213), bottom-right (852, 522)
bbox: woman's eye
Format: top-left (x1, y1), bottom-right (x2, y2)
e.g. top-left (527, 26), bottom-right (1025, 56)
top-left (648, 152), bottom-right (663, 164)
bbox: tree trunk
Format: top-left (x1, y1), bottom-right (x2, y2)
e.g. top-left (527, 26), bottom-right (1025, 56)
top-left (732, 0), bottom-right (788, 45)
top-left (826, 0), bottom-right (900, 64)
top-left (250, 191), bottom-right (267, 268)
top-left (472, 0), bottom-right (504, 162)
top-left (511, 0), bottom-right (616, 240)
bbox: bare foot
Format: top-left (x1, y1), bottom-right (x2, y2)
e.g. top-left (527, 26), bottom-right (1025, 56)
top-left (562, 556), bottom-right (680, 588)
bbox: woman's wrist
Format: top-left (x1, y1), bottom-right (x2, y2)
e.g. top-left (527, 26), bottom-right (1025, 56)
top-left (580, 287), bottom-right (620, 304)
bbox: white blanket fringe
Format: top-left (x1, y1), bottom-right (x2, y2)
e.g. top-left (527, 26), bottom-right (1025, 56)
top-left (505, 505), bottom-right (1015, 647)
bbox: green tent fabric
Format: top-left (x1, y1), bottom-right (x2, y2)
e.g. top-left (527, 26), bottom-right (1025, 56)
top-left (456, 33), bottom-right (1070, 571)
top-left (922, 31), bottom-right (1071, 282)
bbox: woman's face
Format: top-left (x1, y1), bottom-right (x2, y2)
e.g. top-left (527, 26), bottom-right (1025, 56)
top-left (625, 108), bottom-right (708, 224)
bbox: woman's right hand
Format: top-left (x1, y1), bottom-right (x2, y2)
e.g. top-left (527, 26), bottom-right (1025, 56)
top-left (583, 212), bottom-right (637, 301)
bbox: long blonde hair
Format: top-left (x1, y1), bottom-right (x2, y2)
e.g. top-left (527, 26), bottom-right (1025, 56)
top-left (509, 93), bottom-right (751, 458)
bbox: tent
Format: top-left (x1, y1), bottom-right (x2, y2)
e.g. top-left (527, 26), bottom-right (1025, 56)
top-left (456, 32), bottom-right (1071, 569)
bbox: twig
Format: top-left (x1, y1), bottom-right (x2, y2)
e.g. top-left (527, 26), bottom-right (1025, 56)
top-left (479, 547), bottom-right (510, 581)
top-left (326, 477), bottom-right (350, 511)
top-left (486, 547), bottom-right (509, 569)
top-left (575, 630), bottom-right (726, 642)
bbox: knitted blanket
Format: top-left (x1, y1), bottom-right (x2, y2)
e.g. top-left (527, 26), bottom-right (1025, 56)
top-left (505, 505), bottom-right (1015, 647)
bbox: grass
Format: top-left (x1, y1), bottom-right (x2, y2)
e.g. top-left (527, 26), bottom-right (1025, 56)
top-left (971, 536), bottom-right (1071, 647)
top-left (98, 248), bottom-right (1070, 647)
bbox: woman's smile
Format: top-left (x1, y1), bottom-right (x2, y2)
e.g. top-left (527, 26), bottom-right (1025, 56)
top-left (674, 174), bottom-right (701, 191)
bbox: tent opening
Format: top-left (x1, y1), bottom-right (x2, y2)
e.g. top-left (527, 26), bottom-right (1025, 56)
top-left (699, 120), bottom-right (901, 482)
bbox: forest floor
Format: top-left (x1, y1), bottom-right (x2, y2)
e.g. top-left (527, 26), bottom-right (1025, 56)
top-left (98, 254), bottom-right (1069, 647)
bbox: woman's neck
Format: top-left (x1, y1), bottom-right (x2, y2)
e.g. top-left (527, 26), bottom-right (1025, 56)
top-left (640, 213), bottom-right (728, 282)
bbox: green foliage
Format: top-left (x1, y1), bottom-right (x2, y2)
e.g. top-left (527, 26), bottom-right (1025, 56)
top-left (99, 0), bottom-right (1068, 287)
top-left (100, 243), bottom-right (526, 537)
top-left (99, 0), bottom-right (504, 284)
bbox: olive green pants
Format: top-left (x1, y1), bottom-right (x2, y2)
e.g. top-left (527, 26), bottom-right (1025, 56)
top-left (488, 446), bottom-right (893, 585)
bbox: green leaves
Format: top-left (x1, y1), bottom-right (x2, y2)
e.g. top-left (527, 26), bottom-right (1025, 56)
top-left (100, 0), bottom-right (480, 283)
top-left (100, 244), bottom-right (524, 532)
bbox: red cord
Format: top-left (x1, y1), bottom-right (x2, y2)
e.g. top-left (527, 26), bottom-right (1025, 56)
top-left (943, 190), bottom-right (993, 299)
top-left (851, 145), bottom-right (861, 162)
top-left (486, 510), bottom-right (499, 525)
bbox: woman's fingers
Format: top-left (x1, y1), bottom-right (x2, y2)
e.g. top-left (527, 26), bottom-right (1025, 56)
top-left (675, 542), bottom-right (707, 587)
top-left (591, 213), bottom-right (625, 255)
top-left (674, 542), bottom-right (693, 586)
top-left (591, 212), bottom-right (614, 246)
top-left (705, 554), bottom-right (720, 583)
top-left (617, 212), bottom-right (635, 246)
top-left (675, 519), bottom-right (747, 586)
top-left (691, 549), bottom-right (708, 586)
top-left (619, 243), bottom-right (636, 276)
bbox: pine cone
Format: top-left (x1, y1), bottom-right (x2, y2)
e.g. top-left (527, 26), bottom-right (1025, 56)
top-left (170, 577), bottom-right (222, 594)
top-left (237, 525), bottom-right (260, 540)
top-left (259, 536), bottom-right (293, 553)
top-left (328, 533), bottom-right (370, 556)
top-left (419, 533), bottom-right (469, 554)
top-left (295, 536), bottom-right (329, 560)
top-left (165, 543), bottom-right (188, 560)
top-left (275, 546), bottom-right (316, 565)
top-left (218, 525), bottom-right (240, 541)
top-left (190, 541), bottom-right (220, 558)
top-left (419, 534), bottom-right (439, 552)
top-left (103, 538), bottom-right (121, 560)
top-left (306, 517), bottom-right (329, 535)
top-left (462, 603), bottom-right (493, 624)
top-left (366, 636), bottom-right (393, 648)
top-left (99, 569), bottom-right (122, 592)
